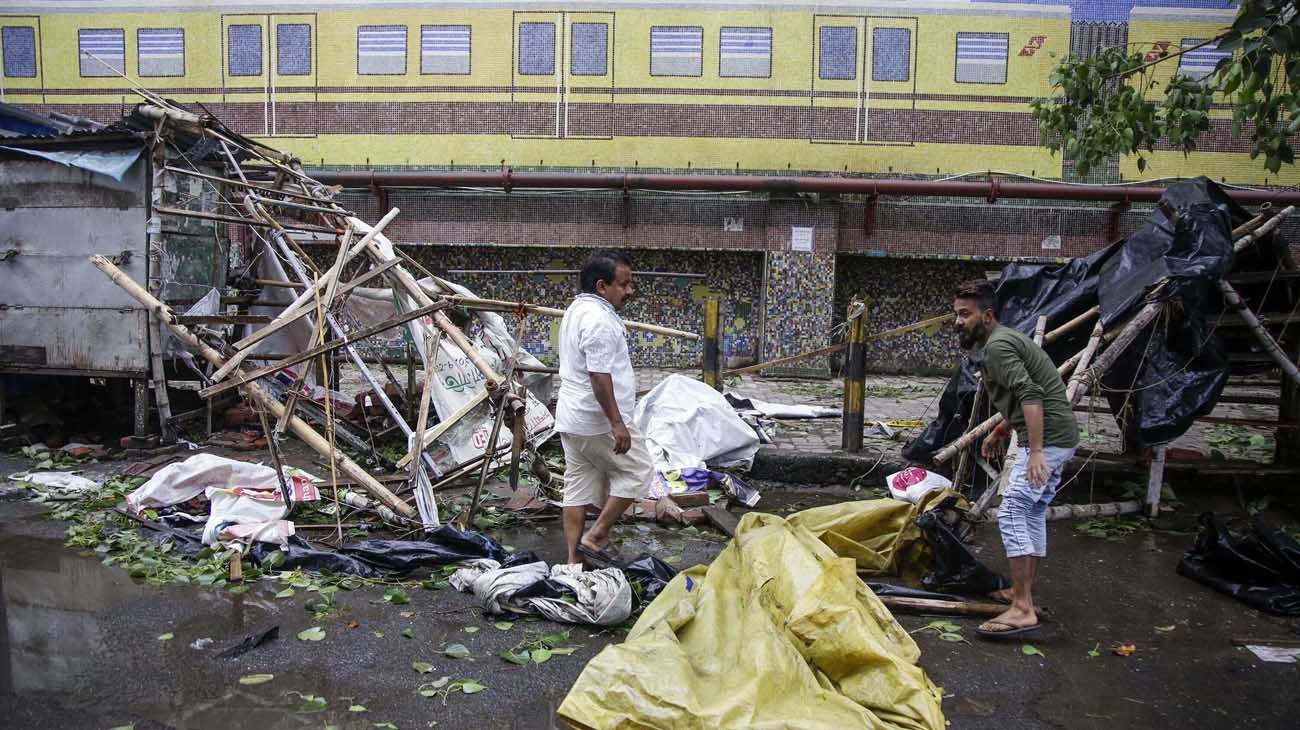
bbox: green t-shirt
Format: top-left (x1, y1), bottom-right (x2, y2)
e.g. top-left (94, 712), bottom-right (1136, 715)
top-left (979, 324), bottom-right (1079, 449)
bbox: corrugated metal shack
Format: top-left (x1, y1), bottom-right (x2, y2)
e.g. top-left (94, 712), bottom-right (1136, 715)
top-left (0, 103), bottom-right (229, 443)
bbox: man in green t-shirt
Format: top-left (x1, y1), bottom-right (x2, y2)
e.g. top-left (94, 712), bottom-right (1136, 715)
top-left (952, 280), bottom-right (1079, 640)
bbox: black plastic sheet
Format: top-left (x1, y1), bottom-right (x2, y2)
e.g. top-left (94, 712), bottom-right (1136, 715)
top-left (1177, 513), bottom-right (1300, 616)
top-left (916, 503), bottom-right (1009, 596)
top-left (249, 526), bottom-right (509, 577)
top-left (620, 554), bottom-right (679, 604)
top-left (905, 178), bottom-right (1278, 460)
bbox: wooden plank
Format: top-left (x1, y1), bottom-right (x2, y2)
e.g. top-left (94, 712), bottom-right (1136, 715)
top-left (702, 505), bottom-right (740, 537)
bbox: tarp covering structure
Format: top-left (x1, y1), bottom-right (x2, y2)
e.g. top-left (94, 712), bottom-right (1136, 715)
top-left (558, 497), bottom-right (949, 730)
top-left (905, 177), bottom-right (1286, 462)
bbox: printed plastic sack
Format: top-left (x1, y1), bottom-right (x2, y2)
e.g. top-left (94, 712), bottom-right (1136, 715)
top-left (886, 467), bottom-right (952, 504)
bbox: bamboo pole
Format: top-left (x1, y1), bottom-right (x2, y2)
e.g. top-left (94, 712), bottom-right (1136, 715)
top-left (1219, 280), bottom-right (1300, 387)
top-left (981, 499), bottom-right (1142, 522)
top-left (1064, 319), bottom-right (1106, 404)
top-left (724, 312), bottom-right (955, 377)
top-left (198, 301), bottom-right (449, 399)
top-left (1233, 205), bottom-right (1295, 254)
top-left (347, 217), bottom-right (504, 388)
top-left (395, 388), bottom-right (490, 469)
top-left (1043, 305), bottom-right (1100, 345)
top-left (89, 255), bottom-right (416, 520)
top-left (439, 294), bottom-right (699, 340)
top-left (409, 330), bottom-right (443, 530)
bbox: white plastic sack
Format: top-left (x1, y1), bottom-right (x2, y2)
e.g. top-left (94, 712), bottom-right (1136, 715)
top-left (469, 561), bottom-right (550, 614)
top-left (201, 478), bottom-right (321, 545)
top-left (885, 467), bottom-right (952, 504)
top-left (218, 519), bottom-right (295, 546)
top-left (725, 392), bottom-right (839, 419)
top-left (634, 374), bottom-right (760, 472)
top-left (125, 453), bottom-right (319, 514)
top-left (530, 563), bottom-right (632, 627)
top-left (12, 471), bottom-right (99, 494)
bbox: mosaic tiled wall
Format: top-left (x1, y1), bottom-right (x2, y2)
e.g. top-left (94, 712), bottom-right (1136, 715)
top-left (304, 244), bottom-right (764, 368)
top-left (762, 251), bottom-right (837, 375)
top-left (836, 257), bottom-right (990, 373)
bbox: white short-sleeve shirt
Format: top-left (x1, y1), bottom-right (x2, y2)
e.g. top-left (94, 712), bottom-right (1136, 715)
top-left (555, 294), bottom-right (636, 436)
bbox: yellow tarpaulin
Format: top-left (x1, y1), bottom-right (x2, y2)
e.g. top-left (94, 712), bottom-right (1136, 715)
top-left (558, 496), bottom-right (950, 730)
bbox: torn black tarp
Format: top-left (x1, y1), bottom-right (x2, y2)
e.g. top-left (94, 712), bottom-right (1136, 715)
top-left (247, 527), bottom-right (509, 577)
top-left (904, 177), bottom-right (1281, 460)
top-left (916, 497), bottom-right (1009, 596)
top-left (1177, 513), bottom-right (1300, 616)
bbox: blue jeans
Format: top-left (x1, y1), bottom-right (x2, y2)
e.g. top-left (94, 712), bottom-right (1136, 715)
top-left (998, 445), bottom-right (1076, 558)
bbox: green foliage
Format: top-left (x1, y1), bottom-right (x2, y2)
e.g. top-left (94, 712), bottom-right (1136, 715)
top-left (1032, 0), bottom-right (1298, 176)
top-left (1075, 515), bottom-right (1150, 541)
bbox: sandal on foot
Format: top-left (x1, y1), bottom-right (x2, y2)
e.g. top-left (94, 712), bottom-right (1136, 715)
top-left (976, 620), bottom-right (1041, 641)
top-left (577, 543), bottom-right (623, 569)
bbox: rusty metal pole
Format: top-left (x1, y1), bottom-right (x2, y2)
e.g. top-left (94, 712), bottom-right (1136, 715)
top-left (841, 300), bottom-right (867, 453)
top-left (702, 297), bottom-right (721, 391)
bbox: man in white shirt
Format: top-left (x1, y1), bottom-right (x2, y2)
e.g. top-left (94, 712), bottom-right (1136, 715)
top-left (556, 251), bottom-right (654, 566)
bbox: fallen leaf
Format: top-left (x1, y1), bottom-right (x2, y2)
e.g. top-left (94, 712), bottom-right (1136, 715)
top-left (107, 725), bottom-right (135, 730)
top-left (938, 632), bottom-right (965, 642)
top-left (458, 679), bottom-right (487, 694)
top-left (296, 693), bottom-right (327, 711)
top-left (500, 650), bottom-right (530, 665)
top-left (549, 647), bottom-right (576, 656)
top-left (1021, 644), bottom-right (1045, 657)
top-left (430, 676), bottom-right (451, 689)
top-left (463, 626), bottom-right (480, 634)
top-left (411, 661), bottom-right (434, 674)
top-left (493, 622), bottom-right (514, 631)
top-left (530, 648), bottom-right (552, 664)
top-left (238, 673), bottom-right (275, 685)
top-left (444, 643), bottom-right (470, 659)
top-left (400, 611), bottom-right (414, 619)
top-left (1154, 625), bottom-right (1176, 633)
top-left (372, 631), bottom-right (385, 638)
top-left (275, 588), bottom-right (295, 599)
top-left (157, 632), bottom-right (174, 642)
top-left (384, 587), bottom-right (410, 605)
top-left (297, 626), bottom-right (326, 642)
top-left (1114, 644), bottom-right (1137, 657)
top-left (401, 628), bottom-right (416, 639)
top-left (1087, 643), bottom-right (1100, 658)
top-left (349, 704), bottom-right (368, 712)
top-left (373, 723), bottom-right (398, 730)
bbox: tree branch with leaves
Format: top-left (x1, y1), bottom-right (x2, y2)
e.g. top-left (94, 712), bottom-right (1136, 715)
top-left (1032, 0), bottom-right (1299, 177)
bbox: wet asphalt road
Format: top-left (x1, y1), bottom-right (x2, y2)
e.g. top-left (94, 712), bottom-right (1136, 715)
top-left (0, 472), bottom-right (1297, 729)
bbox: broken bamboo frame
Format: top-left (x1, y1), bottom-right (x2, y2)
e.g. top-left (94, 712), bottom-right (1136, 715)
top-left (980, 499), bottom-right (1142, 522)
top-left (347, 217), bottom-right (504, 388)
top-left (1064, 318), bottom-right (1106, 404)
top-left (874, 595), bottom-right (1023, 618)
top-left (395, 387), bottom-right (490, 469)
top-left (409, 330), bottom-right (443, 530)
top-left (198, 301), bottom-right (450, 399)
top-left (1218, 280), bottom-right (1300, 387)
top-left (90, 255), bottom-right (416, 520)
top-left (1232, 205), bottom-right (1295, 254)
top-left (934, 299), bottom-right (1165, 463)
top-left (1042, 305), bottom-right (1100, 345)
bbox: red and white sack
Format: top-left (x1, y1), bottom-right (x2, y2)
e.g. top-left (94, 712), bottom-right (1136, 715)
top-left (885, 467), bottom-right (952, 504)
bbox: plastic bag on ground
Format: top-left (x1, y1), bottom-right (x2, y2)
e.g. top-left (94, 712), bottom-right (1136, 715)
top-left (125, 453), bottom-right (318, 514)
top-left (13, 471), bottom-right (100, 495)
top-left (787, 489), bottom-right (955, 586)
top-left (633, 374), bottom-right (760, 471)
top-left (1176, 513), bottom-right (1300, 615)
top-left (916, 498), bottom-right (1009, 596)
top-left (886, 467), bottom-right (953, 504)
top-left (248, 527), bottom-right (508, 577)
top-left (724, 391), bottom-right (839, 418)
top-left (557, 511), bottom-right (945, 730)
top-left (528, 563), bottom-right (632, 626)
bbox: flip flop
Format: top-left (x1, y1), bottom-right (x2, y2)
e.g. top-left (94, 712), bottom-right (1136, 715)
top-left (576, 543), bottom-right (622, 569)
top-left (976, 620), bottom-right (1041, 641)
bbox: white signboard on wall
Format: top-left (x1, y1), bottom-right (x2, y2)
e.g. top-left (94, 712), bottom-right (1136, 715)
top-left (790, 226), bottom-right (814, 252)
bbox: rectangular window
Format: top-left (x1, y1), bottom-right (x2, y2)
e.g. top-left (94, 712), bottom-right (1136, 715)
top-left (421, 24), bottom-right (470, 75)
top-left (872, 27), bottom-right (911, 82)
top-left (720, 27), bottom-right (771, 78)
top-left (819, 26), bottom-right (857, 81)
top-left (1179, 38), bottom-right (1231, 81)
top-left (277, 24), bottom-right (311, 76)
top-left (228, 24), bottom-right (262, 77)
top-left (571, 22), bottom-right (608, 76)
top-left (137, 28), bottom-right (183, 77)
top-left (2, 26), bottom-right (36, 78)
top-left (518, 22), bottom-right (555, 75)
top-left (79, 28), bottom-right (125, 77)
top-left (955, 32), bottom-right (1008, 84)
top-left (358, 25), bottom-right (406, 75)
top-left (651, 26), bottom-right (702, 77)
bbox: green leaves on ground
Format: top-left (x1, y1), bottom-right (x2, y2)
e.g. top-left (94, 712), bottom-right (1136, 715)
top-left (401, 628), bottom-right (416, 639)
top-left (443, 643), bottom-right (470, 659)
top-left (1022, 644), bottom-right (1046, 658)
top-left (909, 620), bottom-right (967, 643)
top-left (500, 629), bottom-right (578, 664)
top-left (238, 674), bottom-right (275, 685)
top-left (418, 676), bottom-right (487, 705)
top-left (411, 661), bottom-right (435, 674)
top-left (297, 626), bottom-right (326, 642)
top-left (383, 587), bottom-right (410, 605)
top-left (493, 621), bottom-right (514, 631)
top-left (156, 632), bottom-right (174, 641)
